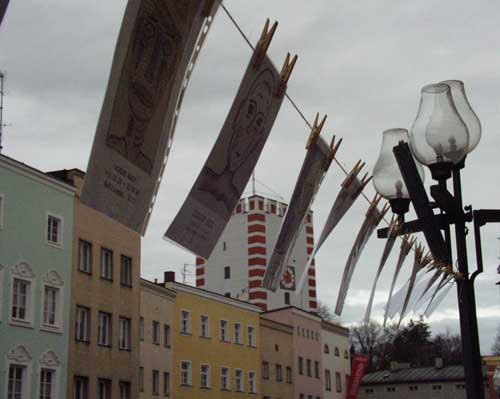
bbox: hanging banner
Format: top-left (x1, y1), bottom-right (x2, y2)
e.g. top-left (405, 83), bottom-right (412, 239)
top-left (0, 0), bottom-right (9, 27)
top-left (398, 245), bottom-right (432, 326)
top-left (364, 216), bottom-right (401, 323)
top-left (383, 234), bottom-right (414, 326)
top-left (296, 160), bottom-right (369, 293)
top-left (347, 354), bottom-right (370, 399)
top-left (335, 194), bottom-right (389, 316)
top-left (422, 273), bottom-right (452, 316)
top-left (166, 20), bottom-right (298, 259)
top-left (424, 280), bottom-right (454, 318)
top-left (81, 0), bottom-right (220, 234)
top-left (262, 115), bottom-right (337, 291)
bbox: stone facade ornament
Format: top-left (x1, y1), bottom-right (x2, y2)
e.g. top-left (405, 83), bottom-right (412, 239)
top-left (39, 350), bottom-right (60, 368)
top-left (11, 262), bottom-right (35, 279)
top-left (7, 345), bottom-right (32, 363)
top-left (43, 270), bottom-right (64, 287)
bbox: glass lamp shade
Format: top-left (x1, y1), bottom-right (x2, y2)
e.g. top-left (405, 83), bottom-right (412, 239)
top-left (410, 83), bottom-right (469, 167)
top-left (373, 128), bottom-right (425, 200)
top-left (440, 80), bottom-right (481, 154)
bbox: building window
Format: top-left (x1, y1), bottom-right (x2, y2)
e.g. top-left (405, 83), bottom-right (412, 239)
top-left (164, 324), bottom-right (171, 347)
top-left (299, 395), bottom-right (304, 399)
top-left (286, 366), bottom-right (292, 384)
top-left (139, 317), bottom-right (144, 341)
top-left (224, 292), bottom-right (231, 297)
top-left (42, 285), bottom-right (60, 327)
top-left (139, 367), bottom-right (144, 392)
top-left (12, 278), bottom-right (30, 321)
top-left (234, 322), bottom-right (242, 344)
top-left (200, 364), bottom-right (210, 388)
top-left (180, 310), bottom-right (191, 334)
top-left (152, 370), bottom-right (159, 395)
top-left (284, 292), bottom-right (290, 304)
top-left (221, 367), bottom-right (230, 390)
top-left (235, 369), bottom-right (243, 392)
top-left (181, 361), bottom-right (192, 386)
top-left (152, 321), bottom-right (160, 345)
top-left (336, 372), bottom-right (342, 392)
top-left (324, 344), bottom-right (329, 354)
top-left (249, 371), bottom-right (256, 393)
top-left (306, 359), bottom-right (312, 377)
top-left (74, 376), bottom-right (89, 399)
top-left (432, 385), bottom-right (442, 390)
top-left (262, 361), bottom-right (269, 379)
top-left (220, 320), bottom-right (229, 342)
top-left (224, 266), bottom-right (230, 279)
top-left (39, 368), bottom-right (55, 399)
top-left (409, 385), bottom-right (419, 391)
top-left (119, 317), bottom-right (131, 351)
top-left (386, 386), bottom-right (396, 392)
top-left (314, 361), bottom-right (320, 378)
top-left (119, 381), bottom-right (131, 399)
top-left (76, 306), bottom-right (90, 342)
top-left (248, 325), bottom-right (256, 347)
top-left (120, 255), bottom-right (132, 287)
top-left (98, 311), bottom-right (112, 347)
top-left (100, 248), bottom-right (113, 280)
top-left (325, 369), bottom-right (332, 391)
top-left (276, 364), bottom-right (283, 381)
top-left (344, 349), bottom-right (349, 359)
top-left (47, 214), bottom-right (62, 245)
top-left (298, 357), bottom-right (304, 375)
top-left (163, 372), bottom-right (170, 396)
top-left (8, 365), bottom-right (26, 399)
top-left (365, 388), bottom-right (374, 393)
top-left (200, 315), bottom-right (209, 338)
top-left (98, 379), bottom-right (111, 399)
top-left (78, 240), bottom-right (92, 273)
top-left (223, 241), bottom-right (227, 251)
top-left (334, 347), bottom-right (340, 356)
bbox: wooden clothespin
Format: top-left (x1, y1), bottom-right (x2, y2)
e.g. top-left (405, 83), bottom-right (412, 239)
top-left (253, 19), bottom-right (278, 70)
top-left (375, 202), bottom-right (390, 225)
top-left (275, 52), bottom-right (298, 98)
top-left (323, 134), bottom-right (343, 171)
top-left (421, 251), bottom-right (433, 268)
top-left (366, 193), bottom-right (382, 217)
top-left (305, 113), bottom-right (327, 150)
top-left (202, 0), bottom-right (217, 17)
top-left (387, 215), bottom-right (402, 238)
top-left (401, 233), bottom-right (413, 254)
top-left (341, 160), bottom-right (364, 188)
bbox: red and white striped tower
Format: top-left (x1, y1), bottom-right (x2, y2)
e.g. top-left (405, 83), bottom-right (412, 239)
top-left (196, 194), bottom-right (318, 312)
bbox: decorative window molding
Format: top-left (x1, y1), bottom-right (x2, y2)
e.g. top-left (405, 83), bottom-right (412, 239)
top-left (40, 270), bottom-right (64, 333)
top-left (7, 345), bottom-right (32, 363)
top-left (10, 264), bottom-right (36, 328)
top-left (39, 350), bottom-right (60, 368)
top-left (43, 270), bottom-right (64, 287)
top-left (36, 350), bottom-right (61, 399)
top-left (11, 262), bottom-right (36, 280)
top-left (5, 348), bottom-right (33, 399)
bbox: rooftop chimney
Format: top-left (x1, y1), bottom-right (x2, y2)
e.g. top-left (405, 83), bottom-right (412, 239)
top-left (164, 271), bottom-right (175, 283)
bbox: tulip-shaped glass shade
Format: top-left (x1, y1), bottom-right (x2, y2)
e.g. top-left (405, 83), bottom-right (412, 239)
top-left (410, 83), bottom-right (469, 169)
top-left (373, 128), bottom-right (425, 200)
top-left (440, 80), bottom-right (481, 154)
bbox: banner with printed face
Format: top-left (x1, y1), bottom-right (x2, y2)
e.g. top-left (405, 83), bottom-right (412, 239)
top-left (262, 136), bottom-right (331, 291)
top-left (335, 199), bottom-right (387, 316)
top-left (364, 218), bottom-right (400, 323)
top-left (0, 0), bottom-right (9, 27)
top-left (347, 355), bottom-right (370, 399)
top-left (165, 52), bottom-right (286, 259)
top-left (81, 0), bottom-right (219, 234)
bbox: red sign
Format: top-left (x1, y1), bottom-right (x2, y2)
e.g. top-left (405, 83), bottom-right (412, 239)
top-left (347, 354), bottom-right (369, 399)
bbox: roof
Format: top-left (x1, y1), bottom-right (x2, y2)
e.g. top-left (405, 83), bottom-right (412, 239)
top-left (362, 365), bottom-right (487, 385)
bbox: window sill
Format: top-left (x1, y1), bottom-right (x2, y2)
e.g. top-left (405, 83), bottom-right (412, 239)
top-left (98, 343), bottom-right (112, 349)
top-left (200, 386), bottom-right (211, 390)
top-left (100, 276), bottom-right (113, 282)
top-left (220, 388), bottom-right (232, 392)
top-left (120, 283), bottom-right (133, 289)
top-left (75, 338), bottom-right (90, 344)
top-left (220, 339), bottom-right (231, 344)
top-left (153, 342), bottom-right (160, 346)
top-left (9, 319), bottom-right (34, 329)
top-left (234, 342), bottom-right (243, 346)
top-left (180, 332), bottom-right (192, 336)
top-left (78, 269), bottom-right (92, 276)
top-left (119, 347), bottom-right (132, 352)
top-left (199, 336), bottom-right (211, 340)
top-left (247, 344), bottom-right (257, 349)
top-left (46, 241), bottom-right (63, 249)
top-left (179, 384), bottom-right (192, 388)
top-left (40, 324), bottom-right (63, 334)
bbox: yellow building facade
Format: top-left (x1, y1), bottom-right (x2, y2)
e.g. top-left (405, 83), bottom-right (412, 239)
top-left (161, 272), bottom-right (262, 399)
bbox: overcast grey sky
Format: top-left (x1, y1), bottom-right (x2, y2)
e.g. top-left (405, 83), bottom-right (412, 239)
top-left (1, 0), bottom-right (499, 352)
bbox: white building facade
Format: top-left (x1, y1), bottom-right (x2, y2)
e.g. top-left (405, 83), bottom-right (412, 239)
top-left (196, 195), bottom-right (318, 312)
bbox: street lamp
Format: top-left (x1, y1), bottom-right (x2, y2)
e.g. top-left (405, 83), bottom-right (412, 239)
top-left (373, 80), bottom-right (500, 399)
top-left (373, 128), bottom-right (424, 217)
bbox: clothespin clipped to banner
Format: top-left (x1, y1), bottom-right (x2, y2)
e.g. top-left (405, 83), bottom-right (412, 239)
top-left (253, 19), bottom-right (278, 70)
top-left (366, 193), bottom-right (389, 224)
top-left (275, 52), bottom-right (298, 98)
top-left (420, 250), bottom-right (433, 269)
top-left (341, 160), bottom-right (373, 198)
top-left (401, 233), bottom-right (416, 255)
top-left (323, 134), bottom-right (343, 171)
top-left (306, 113), bottom-right (327, 150)
top-left (202, 0), bottom-right (217, 16)
top-left (387, 214), bottom-right (403, 238)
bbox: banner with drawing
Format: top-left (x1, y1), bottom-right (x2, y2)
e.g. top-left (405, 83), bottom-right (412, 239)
top-left (81, 0), bottom-right (219, 234)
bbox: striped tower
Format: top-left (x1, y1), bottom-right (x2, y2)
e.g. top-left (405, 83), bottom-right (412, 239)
top-left (196, 195), bottom-right (317, 313)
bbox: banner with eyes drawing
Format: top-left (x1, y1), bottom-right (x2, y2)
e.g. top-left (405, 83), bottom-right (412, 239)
top-left (165, 24), bottom-right (295, 258)
top-left (81, 0), bottom-right (219, 234)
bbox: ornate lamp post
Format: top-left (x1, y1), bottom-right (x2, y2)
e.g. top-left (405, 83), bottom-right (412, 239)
top-left (374, 80), bottom-right (500, 399)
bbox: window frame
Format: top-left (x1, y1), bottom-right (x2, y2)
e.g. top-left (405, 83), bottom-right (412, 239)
top-left (180, 360), bottom-right (192, 387)
top-left (10, 276), bottom-right (34, 327)
top-left (119, 381), bottom-right (131, 399)
top-left (314, 360), bottom-right (320, 379)
top-left (100, 247), bottom-right (114, 281)
top-left (119, 255), bottom-right (133, 287)
top-left (163, 372), bottom-right (170, 396)
top-left (325, 369), bottom-right (332, 391)
top-left (335, 371), bottom-right (342, 393)
top-left (200, 363), bottom-right (211, 389)
top-left (220, 319), bottom-right (229, 342)
top-left (119, 316), bottom-right (131, 351)
top-left (46, 213), bottom-right (64, 247)
top-left (221, 366), bottom-right (230, 391)
top-left (180, 310), bottom-right (191, 335)
top-left (235, 369), bottom-right (244, 392)
top-left (248, 371), bottom-right (256, 394)
top-left (98, 311), bottom-right (112, 347)
top-left (164, 324), bottom-right (171, 347)
top-left (275, 364), bottom-right (283, 382)
top-left (234, 322), bottom-right (242, 344)
top-left (139, 367), bottom-right (144, 392)
top-left (200, 315), bottom-right (210, 338)
top-left (78, 240), bottom-right (92, 274)
top-left (7, 364), bottom-right (30, 399)
top-left (152, 369), bottom-right (160, 395)
top-left (306, 358), bottom-right (312, 377)
top-left (224, 266), bottom-right (230, 279)
top-left (262, 361), bottom-right (269, 380)
top-left (40, 278), bottom-right (63, 333)
top-left (97, 378), bottom-right (112, 399)
top-left (298, 356), bottom-right (304, 375)
top-left (74, 375), bottom-right (89, 399)
top-left (152, 321), bottom-right (160, 345)
top-left (75, 305), bottom-right (90, 343)
top-left (247, 325), bottom-right (256, 347)
top-left (286, 366), bottom-right (292, 384)
top-left (38, 367), bottom-right (57, 399)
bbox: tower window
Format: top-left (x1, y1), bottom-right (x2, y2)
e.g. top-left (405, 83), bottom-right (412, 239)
top-left (224, 266), bottom-right (230, 279)
top-left (284, 292), bottom-right (290, 305)
top-left (223, 241), bottom-right (227, 251)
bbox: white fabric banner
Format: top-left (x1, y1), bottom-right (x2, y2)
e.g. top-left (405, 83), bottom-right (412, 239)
top-left (165, 51), bottom-right (286, 259)
top-left (0, 0), bottom-right (9, 27)
top-left (424, 281), bottom-right (454, 318)
top-left (81, 0), bottom-right (219, 234)
top-left (262, 136), bottom-right (332, 291)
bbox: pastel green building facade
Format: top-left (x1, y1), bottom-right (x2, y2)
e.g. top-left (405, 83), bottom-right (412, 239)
top-left (0, 154), bottom-right (75, 399)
